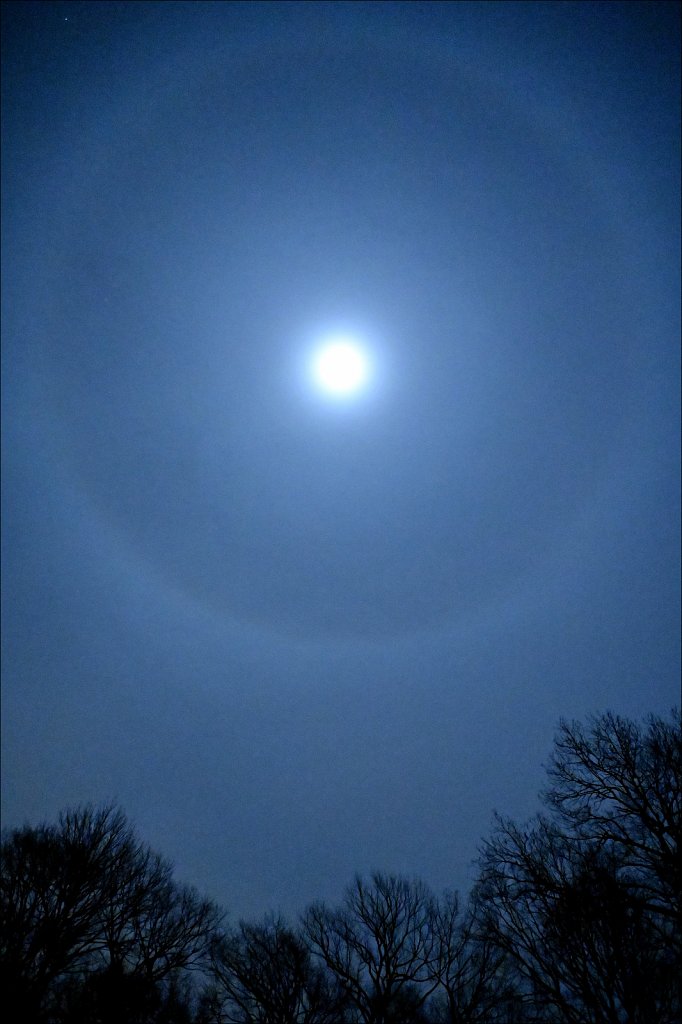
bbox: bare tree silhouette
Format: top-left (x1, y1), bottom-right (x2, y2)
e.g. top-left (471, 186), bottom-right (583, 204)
top-left (1, 804), bottom-right (221, 1023)
top-left (476, 709), bottom-right (680, 1024)
top-left (303, 873), bottom-right (438, 1024)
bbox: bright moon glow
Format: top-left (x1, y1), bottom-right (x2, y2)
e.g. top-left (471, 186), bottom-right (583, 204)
top-left (311, 338), bottom-right (370, 396)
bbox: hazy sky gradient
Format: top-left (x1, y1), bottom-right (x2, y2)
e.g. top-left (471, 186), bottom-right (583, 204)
top-left (2, 0), bottom-right (679, 921)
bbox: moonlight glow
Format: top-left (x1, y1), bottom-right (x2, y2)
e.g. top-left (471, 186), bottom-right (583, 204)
top-left (310, 338), bottom-right (370, 397)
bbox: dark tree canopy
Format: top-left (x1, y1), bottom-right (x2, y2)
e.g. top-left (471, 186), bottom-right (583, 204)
top-left (476, 709), bottom-right (681, 1024)
top-left (545, 709), bottom-right (680, 931)
top-left (1, 709), bottom-right (678, 1024)
top-left (0, 804), bottom-right (221, 1023)
top-left (303, 872), bottom-right (440, 1024)
top-left (428, 891), bottom-right (521, 1024)
top-left (209, 915), bottom-right (346, 1024)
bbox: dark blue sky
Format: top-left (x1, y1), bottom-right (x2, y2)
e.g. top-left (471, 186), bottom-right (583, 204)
top-left (2, 0), bottom-right (680, 921)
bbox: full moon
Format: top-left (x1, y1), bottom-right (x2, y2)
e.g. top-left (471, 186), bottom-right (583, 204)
top-left (310, 338), bottom-right (370, 397)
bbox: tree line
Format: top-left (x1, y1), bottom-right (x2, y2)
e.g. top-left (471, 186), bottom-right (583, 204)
top-left (1, 708), bottom-right (679, 1023)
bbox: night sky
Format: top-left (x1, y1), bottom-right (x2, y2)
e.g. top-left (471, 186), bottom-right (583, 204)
top-left (2, 0), bottom-right (680, 922)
